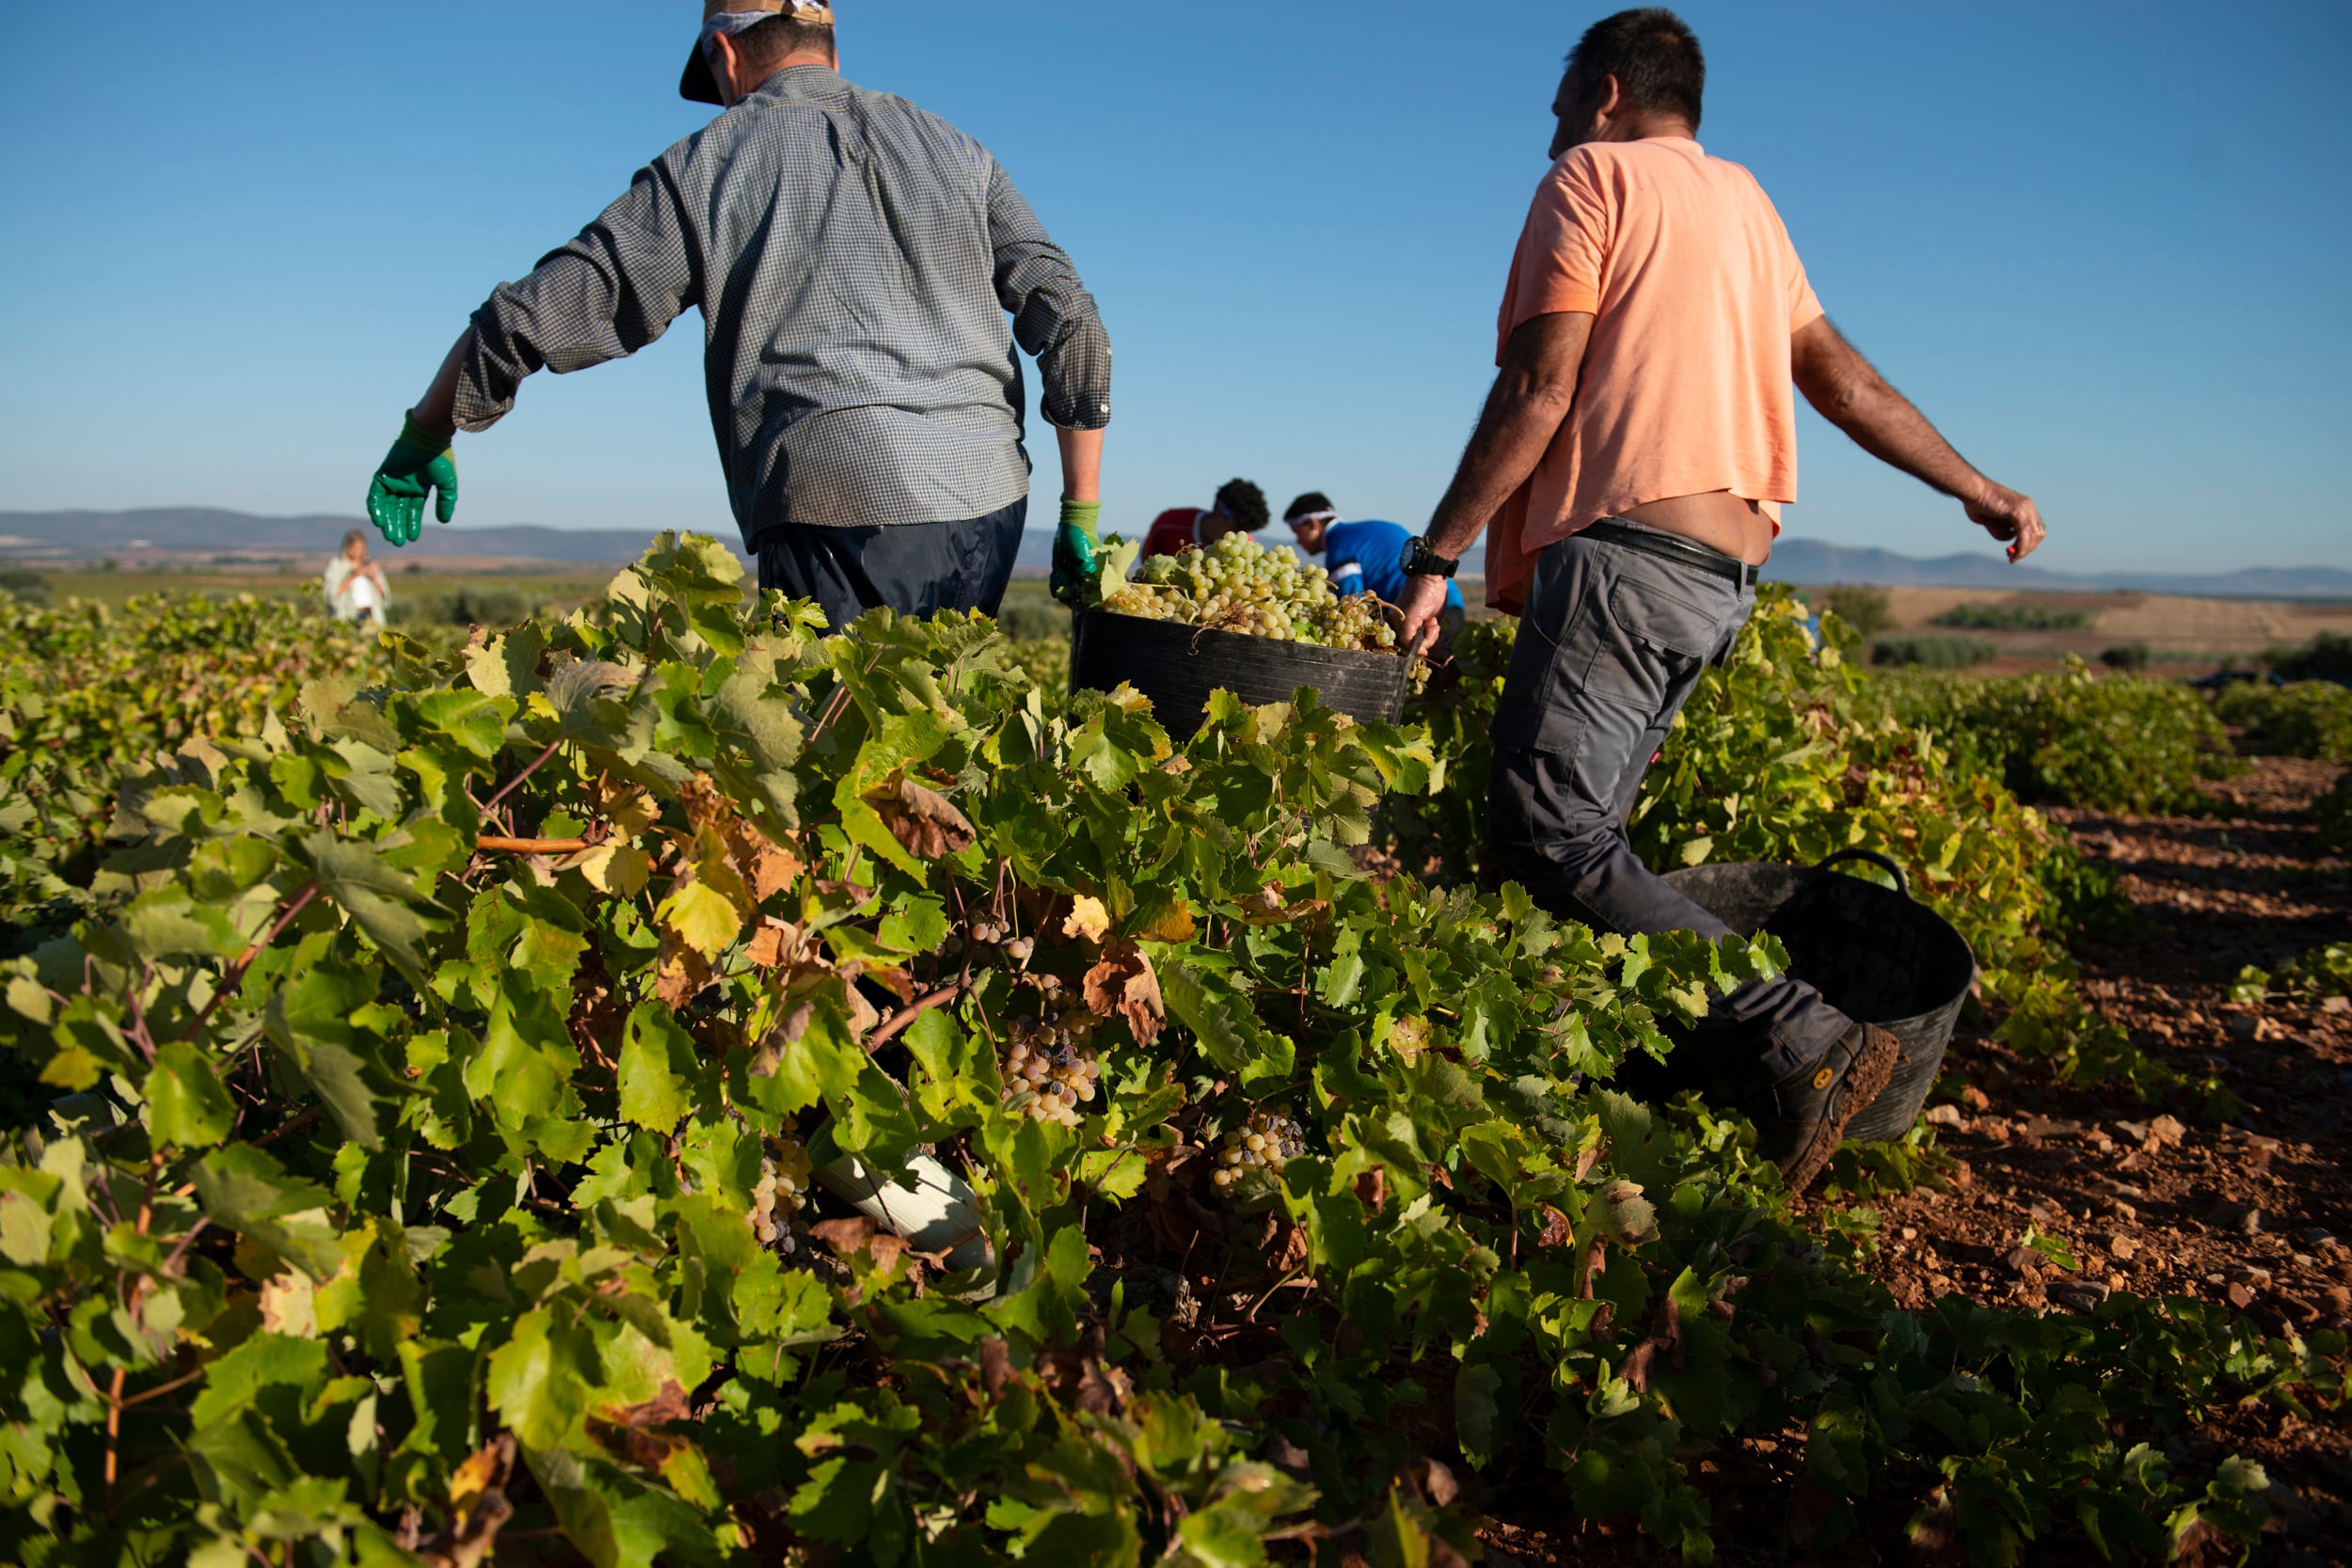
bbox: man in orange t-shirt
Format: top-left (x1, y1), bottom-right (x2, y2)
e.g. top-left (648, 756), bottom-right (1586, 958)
top-left (1391, 8), bottom-right (2046, 1192)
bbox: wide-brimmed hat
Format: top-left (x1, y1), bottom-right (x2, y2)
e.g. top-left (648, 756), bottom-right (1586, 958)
top-left (679, 1), bottom-right (836, 105)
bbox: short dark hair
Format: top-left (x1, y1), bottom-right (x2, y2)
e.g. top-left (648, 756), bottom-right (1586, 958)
top-left (1214, 479), bottom-right (1269, 532)
top-left (736, 14), bottom-right (836, 70)
top-left (1565, 8), bottom-right (1704, 131)
top-left (1283, 491), bottom-right (1334, 521)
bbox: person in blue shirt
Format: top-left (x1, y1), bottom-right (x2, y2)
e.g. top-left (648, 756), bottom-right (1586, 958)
top-left (1283, 493), bottom-right (1465, 643)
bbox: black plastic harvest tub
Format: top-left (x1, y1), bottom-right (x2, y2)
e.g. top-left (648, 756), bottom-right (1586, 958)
top-left (1662, 848), bottom-right (1977, 1146)
top-left (1069, 608), bottom-right (1409, 741)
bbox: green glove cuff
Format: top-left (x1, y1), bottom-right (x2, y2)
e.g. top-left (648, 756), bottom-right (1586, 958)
top-left (398, 415), bottom-right (454, 456)
top-left (1058, 499), bottom-right (1101, 538)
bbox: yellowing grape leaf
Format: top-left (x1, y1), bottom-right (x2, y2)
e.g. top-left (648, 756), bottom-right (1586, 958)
top-left (570, 844), bottom-right (651, 898)
top-left (1149, 901), bottom-right (1197, 942)
top-left (659, 879), bottom-right (742, 960)
top-left (1063, 895), bottom-right (1112, 943)
top-left (259, 1271), bottom-right (317, 1338)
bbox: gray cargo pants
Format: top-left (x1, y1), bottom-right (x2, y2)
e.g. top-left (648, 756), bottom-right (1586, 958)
top-left (1485, 519), bottom-right (1851, 1082)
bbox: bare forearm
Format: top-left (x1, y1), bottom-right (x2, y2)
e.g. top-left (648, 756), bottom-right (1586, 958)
top-left (408, 334), bottom-right (469, 439)
top-left (1055, 425), bottom-right (1102, 503)
top-left (1793, 322), bottom-right (1987, 505)
top-left (1791, 316), bottom-right (2046, 562)
top-left (1424, 312), bottom-right (1593, 558)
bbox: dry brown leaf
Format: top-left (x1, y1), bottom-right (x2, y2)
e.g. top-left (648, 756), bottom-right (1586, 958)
top-left (865, 775), bottom-right (976, 859)
top-left (654, 932), bottom-right (716, 1008)
top-left (863, 965), bottom-right (916, 1005)
top-left (979, 1337), bottom-right (1012, 1399)
top-left (1083, 942), bottom-right (1165, 1044)
top-left (422, 1435), bottom-right (517, 1568)
top-left (589, 1380), bottom-right (693, 1470)
top-left (2170, 1518), bottom-right (2240, 1568)
top-left (1405, 1458), bottom-right (1460, 1508)
top-left (446, 1434), bottom-right (514, 1516)
top-left (1073, 1357), bottom-right (1128, 1416)
top-left (1535, 1205), bottom-right (1572, 1249)
top-left (679, 773), bottom-right (729, 833)
top-left (746, 841), bottom-right (805, 901)
top-left (1353, 1165), bottom-right (1389, 1213)
top-left (809, 1216), bottom-right (911, 1276)
top-left (843, 981), bottom-right (881, 1039)
top-left (1619, 1289), bottom-right (1685, 1394)
top-left (593, 779), bottom-right (660, 842)
top-left (1237, 880), bottom-right (1329, 926)
top-left (746, 919), bottom-right (803, 971)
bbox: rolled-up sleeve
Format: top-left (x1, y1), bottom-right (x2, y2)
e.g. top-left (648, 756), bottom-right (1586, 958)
top-left (986, 161), bottom-right (1110, 431)
top-left (453, 152), bottom-right (704, 431)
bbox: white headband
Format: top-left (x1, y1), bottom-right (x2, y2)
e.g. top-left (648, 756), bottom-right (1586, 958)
top-left (702, 5), bottom-right (834, 51)
top-left (1287, 510), bottom-right (1340, 527)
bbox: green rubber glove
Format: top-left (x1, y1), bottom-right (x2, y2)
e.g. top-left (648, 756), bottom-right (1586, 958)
top-left (1051, 499), bottom-right (1102, 607)
top-left (365, 416), bottom-right (459, 546)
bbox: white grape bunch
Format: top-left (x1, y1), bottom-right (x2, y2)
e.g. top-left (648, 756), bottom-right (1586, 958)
top-left (1001, 1010), bottom-right (1102, 1128)
top-left (1210, 1110), bottom-right (1306, 1191)
top-left (751, 1132), bottom-right (812, 1253)
top-left (1102, 533), bottom-right (1402, 654)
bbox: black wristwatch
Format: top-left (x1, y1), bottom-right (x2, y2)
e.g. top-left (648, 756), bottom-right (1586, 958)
top-left (1401, 535), bottom-right (1459, 579)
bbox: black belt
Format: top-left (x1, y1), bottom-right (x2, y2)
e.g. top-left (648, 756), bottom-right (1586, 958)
top-left (1580, 517), bottom-right (1761, 589)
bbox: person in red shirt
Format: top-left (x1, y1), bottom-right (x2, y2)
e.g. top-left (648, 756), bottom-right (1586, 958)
top-left (1141, 479), bottom-right (1269, 558)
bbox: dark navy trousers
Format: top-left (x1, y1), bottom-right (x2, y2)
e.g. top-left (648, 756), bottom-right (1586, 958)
top-left (754, 496), bottom-right (1028, 631)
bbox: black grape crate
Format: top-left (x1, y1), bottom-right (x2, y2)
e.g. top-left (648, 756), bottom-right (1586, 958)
top-left (1069, 608), bottom-right (1409, 740)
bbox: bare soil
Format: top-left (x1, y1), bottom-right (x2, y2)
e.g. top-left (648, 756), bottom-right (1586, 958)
top-left (1479, 756), bottom-right (2352, 1565)
top-left (1865, 587), bottom-right (2352, 670)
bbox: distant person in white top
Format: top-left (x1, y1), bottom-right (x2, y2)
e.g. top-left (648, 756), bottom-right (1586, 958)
top-left (323, 530), bottom-right (390, 625)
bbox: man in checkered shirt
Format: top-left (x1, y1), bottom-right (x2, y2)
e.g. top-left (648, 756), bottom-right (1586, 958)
top-left (364, 2), bottom-right (1112, 626)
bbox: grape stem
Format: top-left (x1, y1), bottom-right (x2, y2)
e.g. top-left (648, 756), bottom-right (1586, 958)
top-left (866, 977), bottom-right (974, 1054)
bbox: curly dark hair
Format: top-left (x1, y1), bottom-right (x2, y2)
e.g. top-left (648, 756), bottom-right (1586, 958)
top-left (1213, 479), bottom-right (1269, 533)
top-left (1283, 491), bottom-right (1335, 521)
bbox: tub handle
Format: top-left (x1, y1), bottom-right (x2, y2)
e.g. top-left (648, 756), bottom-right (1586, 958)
top-left (1815, 847), bottom-right (1909, 900)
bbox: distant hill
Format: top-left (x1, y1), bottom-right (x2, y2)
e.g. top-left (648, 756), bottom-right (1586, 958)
top-left (6, 510), bottom-right (2347, 601)
top-left (0, 508), bottom-right (713, 567)
top-left (1761, 539), bottom-right (2352, 600)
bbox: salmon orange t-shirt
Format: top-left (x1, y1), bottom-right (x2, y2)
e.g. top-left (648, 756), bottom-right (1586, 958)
top-left (1485, 137), bottom-right (1822, 613)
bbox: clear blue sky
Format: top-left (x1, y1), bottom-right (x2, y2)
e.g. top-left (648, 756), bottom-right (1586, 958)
top-left (3, 1), bottom-right (2345, 573)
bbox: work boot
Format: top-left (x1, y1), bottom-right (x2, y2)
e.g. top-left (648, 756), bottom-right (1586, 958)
top-left (1744, 1022), bottom-right (1901, 1195)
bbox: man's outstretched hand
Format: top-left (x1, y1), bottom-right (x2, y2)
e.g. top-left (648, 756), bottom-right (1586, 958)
top-left (1966, 483), bottom-right (2045, 562)
top-left (1393, 571), bottom-right (1454, 657)
top-left (366, 418), bottom-right (459, 546)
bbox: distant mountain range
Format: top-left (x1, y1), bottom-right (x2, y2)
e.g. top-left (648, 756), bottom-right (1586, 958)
top-left (0, 508), bottom-right (713, 567)
top-left (5, 509), bottom-right (2348, 601)
top-left (1758, 539), bottom-right (2352, 600)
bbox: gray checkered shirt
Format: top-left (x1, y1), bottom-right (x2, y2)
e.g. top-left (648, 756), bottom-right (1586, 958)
top-left (452, 66), bottom-right (1110, 541)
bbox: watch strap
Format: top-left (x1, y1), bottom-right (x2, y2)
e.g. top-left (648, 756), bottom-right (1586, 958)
top-left (1403, 536), bottom-right (1459, 579)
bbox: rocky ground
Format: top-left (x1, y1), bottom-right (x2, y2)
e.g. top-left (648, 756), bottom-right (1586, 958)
top-left (1860, 755), bottom-right (2352, 1563)
top-left (1486, 756), bottom-right (2352, 1565)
